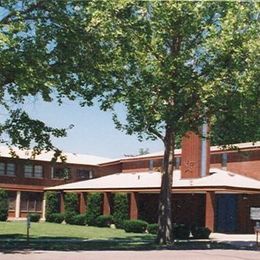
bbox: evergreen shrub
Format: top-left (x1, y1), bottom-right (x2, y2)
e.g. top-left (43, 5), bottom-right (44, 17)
top-left (47, 213), bottom-right (64, 223)
top-left (113, 193), bottom-right (129, 229)
top-left (28, 213), bottom-right (41, 222)
top-left (73, 214), bottom-right (86, 226)
top-left (64, 193), bottom-right (78, 214)
top-left (124, 220), bottom-right (148, 233)
top-left (173, 224), bottom-right (190, 239)
top-left (147, 223), bottom-right (158, 234)
top-left (191, 226), bottom-right (211, 239)
top-left (0, 189), bottom-right (8, 221)
top-left (96, 215), bottom-right (113, 227)
top-left (45, 191), bottom-right (60, 222)
top-left (85, 193), bottom-right (102, 226)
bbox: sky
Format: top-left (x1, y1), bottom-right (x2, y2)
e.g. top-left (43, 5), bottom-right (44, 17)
top-left (21, 97), bottom-right (163, 159)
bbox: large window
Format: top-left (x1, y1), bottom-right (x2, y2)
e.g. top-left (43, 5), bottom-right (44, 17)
top-left (77, 169), bottom-right (93, 179)
top-left (20, 192), bottom-right (43, 212)
top-left (52, 167), bottom-right (71, 180)
top-left (24, 164), bottom-right (43, 178)
top-left (0, 162), bottom-right (16, 176)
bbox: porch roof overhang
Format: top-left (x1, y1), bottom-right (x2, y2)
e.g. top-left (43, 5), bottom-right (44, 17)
top-left (45, 168), bottom-right (260, 194)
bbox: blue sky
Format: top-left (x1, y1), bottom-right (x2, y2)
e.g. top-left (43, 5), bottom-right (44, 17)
top-left (22, 97), bottom-right (163, 159)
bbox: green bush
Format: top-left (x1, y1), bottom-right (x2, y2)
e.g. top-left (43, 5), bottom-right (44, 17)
top-left (45, 191), bottom-right (60, 222)
top-left (73, 214), bottom-right (86, 226)
top-left (64, 193), bottom-right (79, 214)
top-left (28, 213), bottom-right (41, 222)
top-left (0, 189), bottom-right (8, 221)
top-left (96, 215), bottom-right (113, 227)
top-left (147, 223), bottom-right (158, 234)
top-left (47, 213), bottom-right (64, 223)
top-left (85, 193), bottom-right (102, 226)
top-left (191, 226), bottom-right (211, 239)
top-left (124, 220), bottom-right (148, 233)
top-left (173, 224), bottom-right (190, 240)
top-left (113, 193), bottom-right (129, 229)
top-left (64, 211), bottom-right (77, 225)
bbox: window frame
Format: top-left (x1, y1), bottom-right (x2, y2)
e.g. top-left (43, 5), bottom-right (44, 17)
top-left (24, 164), bottom-right (43, 178)
top-left (0, 161), bottom-right (16, 176)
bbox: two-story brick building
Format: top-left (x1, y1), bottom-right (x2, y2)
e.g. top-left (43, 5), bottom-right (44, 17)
top-left (1, 134), bottom-right (260, 234)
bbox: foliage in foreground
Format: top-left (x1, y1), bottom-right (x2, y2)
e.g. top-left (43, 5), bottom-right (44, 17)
top-left (0, 189), bottom-right (8, 221)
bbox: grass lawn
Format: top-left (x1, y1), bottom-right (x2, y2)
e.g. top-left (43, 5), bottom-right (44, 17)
top-left (0, 221), bottom-right (156, 251)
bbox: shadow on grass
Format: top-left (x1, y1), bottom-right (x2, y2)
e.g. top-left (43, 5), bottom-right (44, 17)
top-left (0, 234), bottom-right (250, 253)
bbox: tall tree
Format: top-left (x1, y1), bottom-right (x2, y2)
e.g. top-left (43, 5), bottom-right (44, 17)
top-left (1, 1), bottom-right (259, 244)
top-left (74, 1), bottom-right (259, 243)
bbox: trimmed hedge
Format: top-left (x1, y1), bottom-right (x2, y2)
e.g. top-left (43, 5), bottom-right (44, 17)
top-left (0, 189), bottom-right (8, 221)
top-left (73, 214), bottom-right (86, 226)
top-left (124, 220), bottom-right (148, 233)
top-left (173, 224), bottom-right (190, 239)
top-left (47, 213), bottom-right (64, 223)
top-left (64, 211), bottom-right (76, 224)
top-left (147, 223), bottom-right (158, 234)
top-left (113, 193), bottom-right (129, 229)
top-left (96, 215), bottom-right (113, 227)
top-left (45, 191), bottom-right (60, 222)
top-left (85, 193), bottom-right (102, 226)
top-left (28, 213), bottom-right (41, 222)
top-left (191, 226), bottom-right (211, 239)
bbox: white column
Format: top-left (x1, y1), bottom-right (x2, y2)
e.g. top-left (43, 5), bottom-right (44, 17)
top-left (15, 191), bottom-right (21, 219)
top-left (200, 122), bottom-right (208, 177)
top-left (42, 192), bottom-right (46, 221)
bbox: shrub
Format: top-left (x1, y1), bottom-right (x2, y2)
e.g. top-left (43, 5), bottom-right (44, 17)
top-left (147, 223), bottom-right (158, 234)
top-left (173, 224), bottom-right (190, 239)
top-left (113, 193), bottom-right (129, 229)
top-left (0, 189), bottom-right (8, 221)
top-left (124, 220), bottom-right (148, 233)
top-left (73, 214), bottom-right (86, 226)
top-left (85, 193), bottom-right (102, 226)
top-left (191, 226), bottom-right (211, 239)
top-left (64, 211), bottom-right (77, 225)
top-left (96, 215), bottom-right (113, 227)
top-left (47, 213), bottom-right (64, 223)
top-left (45, 191), bottom-right (60, 222)
top-left (28, 213), bottom-right (41, 222)
top-left (64, 193), bottom-right (79, 214)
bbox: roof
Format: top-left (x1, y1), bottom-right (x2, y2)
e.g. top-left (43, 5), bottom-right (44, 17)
top-left (0, 146), bottom-right (112, 166)
top-left (45, 168), bottom-right (260, 192)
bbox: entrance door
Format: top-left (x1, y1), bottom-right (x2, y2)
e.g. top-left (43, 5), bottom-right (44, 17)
top-left (216, 194), bottom-right (237, 233)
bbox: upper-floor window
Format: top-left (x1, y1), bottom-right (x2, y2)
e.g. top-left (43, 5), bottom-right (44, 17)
top-left (52, 167), bottom-right (71, 180)
top-left (0, 162), bottom-right (16, 176)
top-left (24, 164), bottom-right (43, 178)
top-left (77, 169), bottom-right (93, 179)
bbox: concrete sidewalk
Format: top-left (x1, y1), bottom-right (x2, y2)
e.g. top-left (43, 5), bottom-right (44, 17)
top-left (211, 233), bottom-right (258, 249)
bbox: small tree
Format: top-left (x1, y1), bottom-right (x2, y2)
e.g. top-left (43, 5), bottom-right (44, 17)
top-left (113, 193), bottom-right (129, 229)
top-left (85, 193), bottom-right (102, 226)
top-left (45, 191), bottom-right (60, 222)
top-left (0, 189), bottom-right (9, 221)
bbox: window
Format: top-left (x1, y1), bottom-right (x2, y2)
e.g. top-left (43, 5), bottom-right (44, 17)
top-left (52, 167), bottom-right (71, 180)
top-left (24, 164), bottom-right (43, 178)
top-left (77, 169), bottom-right (93, 179)
top-left (20, 192), bottom-right (43, 212)
top-left (0, 162), bottom-right (16, 176)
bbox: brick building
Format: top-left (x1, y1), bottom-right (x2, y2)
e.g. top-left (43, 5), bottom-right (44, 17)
top-left (1, 135), bottom-right (260, 233)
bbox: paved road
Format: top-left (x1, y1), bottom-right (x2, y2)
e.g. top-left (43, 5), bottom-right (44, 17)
top-left (0, 250), bottom-right (259, 260)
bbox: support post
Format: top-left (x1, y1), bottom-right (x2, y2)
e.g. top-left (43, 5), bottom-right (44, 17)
top-left (42, 192), bottom-right (46, 220)
top-left (79, 192), bottom-right (87, 214)
top-left (60, 192), bottom-right (65, 213)
top-left (15, 191), bottom-right (21, 219)
top-left (103, 192), bottom-right (112, 215)
top-left (205, 191), bottom-right (215, 232)
top-left (129, 192), bottom-right (138, 220)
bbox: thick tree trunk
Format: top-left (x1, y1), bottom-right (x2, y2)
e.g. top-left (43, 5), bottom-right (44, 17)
top-left (156, 126), bottom-right (175, 244)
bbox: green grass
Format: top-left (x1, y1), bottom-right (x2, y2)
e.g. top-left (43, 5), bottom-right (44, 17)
top-left (0, 221), bottom-right (154, 240)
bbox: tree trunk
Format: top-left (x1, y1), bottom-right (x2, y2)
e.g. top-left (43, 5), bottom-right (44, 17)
top-left (156, 126), bottom-right (175, 244)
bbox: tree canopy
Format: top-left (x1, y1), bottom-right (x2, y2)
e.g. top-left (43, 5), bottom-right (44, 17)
top-left (1, 0), bottom-right (259, 243)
